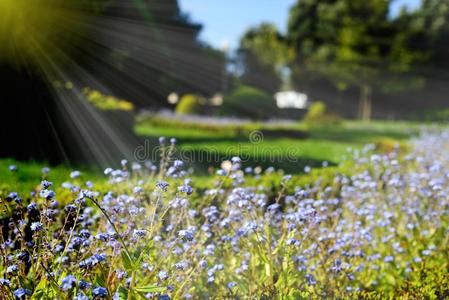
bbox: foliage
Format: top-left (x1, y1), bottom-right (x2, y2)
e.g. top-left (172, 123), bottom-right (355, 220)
top-left (135, 118), bottom-right (425, 175)
top-left (175, 94), bottom-right (204, 115)
top-left (0, 131), bottom-right (448, 298)
top-left (137, 112), bottom-right (306, 137)
top-left (411, 108), bottom-right (449, 122)
top-left (287, 0), bottom-right (428, 120)
top-left (219, 85), bottom-right (279, 120)
top-left (415, 0), bottom-right (449, 72)
top-left (83, 88), bottom-right (134, 111)
top-left (238, 23), bottom-right (295, 92)
top-left (304, 101), bottom-right (341, 126)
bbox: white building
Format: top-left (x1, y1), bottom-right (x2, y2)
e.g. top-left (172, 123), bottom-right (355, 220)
top-left (275, 91), bottom-right (308, 109)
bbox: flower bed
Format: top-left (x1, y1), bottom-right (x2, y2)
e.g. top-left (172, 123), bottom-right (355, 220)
top-left (0, 132), bottom-right (448, 299)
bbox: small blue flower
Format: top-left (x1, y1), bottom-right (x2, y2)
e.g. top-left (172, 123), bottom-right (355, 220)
top-left (133, 229), bottom-right (146, 238)
top-left (157, 270), bottom-right (168, 280)
top-left (199, 260), bottom-right (208, 269)
top-left (79, 229), bottom-right (91, 238)
top-left (178, 229), bottom-right (194, 241)
top-left (41, 180), bottom-right (53, 189)
top-left (27, 202), bottom-right (39, 212)
top-left (64, 204), bottom-right (77, 212)
top-left (55, 244), bottom-right (64, 253)
top-left (79, 280), bottom-right (91, 290)
top-left (133, 186), bottom-right (143, 194)
top-left (30, 222), bottom-right (44, 232)
top-left (60, 275), bottom-right (77, 291)
top-left (282, 174), bottom-right (292, 182)
top-left (7, 192), bottom-right (18, 200)
top-left (132, 163), bottom-right (142, 171)
top-left (9, 165), bottom-right (17, 172)
top-left (216, 169), bottom-right (226, 176)
top-left (231, 156), bottom-right (241, 164)
top-left (7, 264), bottom-right (18, 274)
top-left (13, 288), bottom-right (31, 298)
top-left (120, 159), bottom-right (128, 167)
top-left (286, 238), bottom-right (300, 246)
top-left (74, 293), bottom-right (89, 300)
top-left (79, 253), bottom-right (108, 269)
top-left (156, 181), bottom-right (170, 191)
top-left (80, 190), bottom-right (95, 199)
top-left (0, 278), bottom-right (10, 286)
top-left (39, 189), bottom-right (55, 199)
top-left (413, 257), bottom-right (422, 263)
top-left (92, 286), bottom-right (108, 298)
top-left (178, 185), bottom-right (193, 195)
top-left (305, 274), bottom-right (316, 285)
top-left (95, 233), bottom-right (109, 242)
top-left (384, 256), bottom-right (394, 263)
top-left (70, 171), bottom-right (81, 179)
top-left (173, 160), bottom-right (183, 168)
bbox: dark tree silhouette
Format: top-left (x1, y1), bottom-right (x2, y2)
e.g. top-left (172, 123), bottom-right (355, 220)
top-left (0, 0), bottom-right (224, 165)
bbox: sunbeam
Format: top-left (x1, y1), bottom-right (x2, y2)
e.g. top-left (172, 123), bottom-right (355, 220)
top-left (0, 0), bottom-right (224, 167)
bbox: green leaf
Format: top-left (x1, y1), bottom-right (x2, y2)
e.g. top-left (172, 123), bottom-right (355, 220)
top-left (121, 250), bottom-right (134, 271)
top-left (117, 286), bottom-right (129, 300)
top-left (31, 278), bottom-right (57, 300)
top-left (135, 240), bottom-right (154, 265)
top-left (134, 285), bottom-right (166, 293)
top-left (95, 273), bottom-right (107, 288)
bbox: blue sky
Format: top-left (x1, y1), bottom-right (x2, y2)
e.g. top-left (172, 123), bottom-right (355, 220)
top-left (179, 0), bottom-right (421, 50)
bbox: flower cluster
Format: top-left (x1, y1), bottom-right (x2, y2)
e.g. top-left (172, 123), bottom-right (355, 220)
top-left (0, 133), bottom-right (448, 299)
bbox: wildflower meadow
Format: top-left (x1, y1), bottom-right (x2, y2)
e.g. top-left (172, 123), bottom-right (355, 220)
top-left (0, 131), bottom-right (448, 299)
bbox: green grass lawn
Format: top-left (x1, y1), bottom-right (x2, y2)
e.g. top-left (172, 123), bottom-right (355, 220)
top-left (136, 120), bottom-right (426, 173)
top-left (0, 159), bottom-right (104, 195)
top-left (0, 120), bottom-right (431, 191)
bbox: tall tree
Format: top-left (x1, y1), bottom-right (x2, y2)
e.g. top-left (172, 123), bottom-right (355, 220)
top-left (412, 0), bottom-right (449, 78)
top-left (287, 0), bottom-right (341, 95)
top-left (287, 0), bottom-right (426, 120)
top-left (238, 23), bottom-right (294, 93)
top-left (0, 0), bottom-right (222, 165)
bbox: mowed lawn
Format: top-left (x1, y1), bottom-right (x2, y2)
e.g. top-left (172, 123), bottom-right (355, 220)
top-left (136, 120), bottom-right (429, 173)
top-left (0, 120), bottom-right (432, 192)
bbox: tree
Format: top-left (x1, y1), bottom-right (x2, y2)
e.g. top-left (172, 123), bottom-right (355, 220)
top-left (219, 85), bottom-right (278, 120)
top-left (287, 0), bottom-right (426, 120)
top-left (410, 0), bottom-right (449, 77)
top-left (238, 23), bottom-right (294, 94)
top-left (287, 0), bottom-right (341, 95)
top-left (0, 0), bottom-right (221, 165)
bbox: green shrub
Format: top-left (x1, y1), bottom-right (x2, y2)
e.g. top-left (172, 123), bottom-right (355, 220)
top-left (411, 108), bottom-right (449, 122)
top-left (175, 94), bottom-right (204, 115)
top-left (82, 87), bottom-right (134, 111)
top-left (218, 85), bottom-right (278, 120)
top-left (304, 101), bottom-right (341, 126)
top-left (136, 114), bottom-right (308, 138)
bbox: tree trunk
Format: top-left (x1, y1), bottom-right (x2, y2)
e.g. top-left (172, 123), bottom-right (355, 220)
top-left (358, 84), bottom-right (372, 121)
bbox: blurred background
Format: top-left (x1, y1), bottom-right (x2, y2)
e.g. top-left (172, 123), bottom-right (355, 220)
top-left (0, 0), bottom-right (448, 173)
